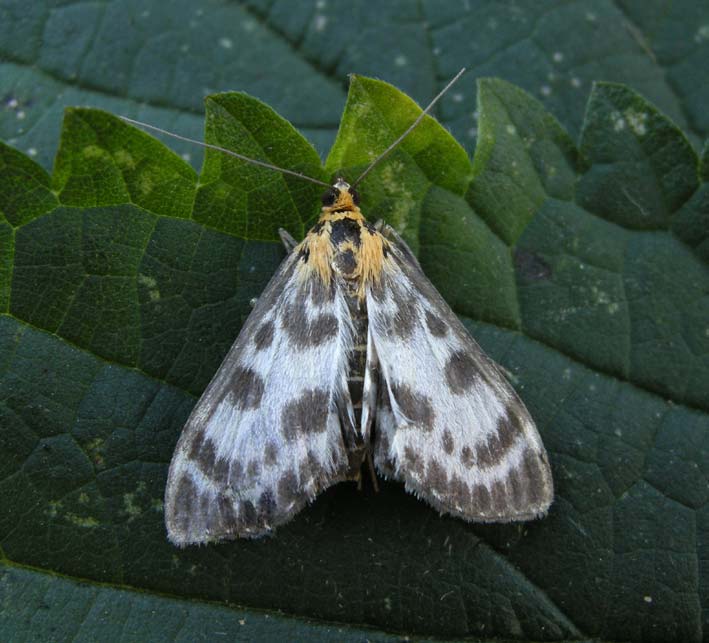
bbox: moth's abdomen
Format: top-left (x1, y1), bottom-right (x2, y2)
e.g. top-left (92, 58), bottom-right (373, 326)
top-left (343, 288), bottom-right (368, 428)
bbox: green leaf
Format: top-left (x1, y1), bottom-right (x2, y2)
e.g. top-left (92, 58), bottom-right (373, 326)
top-left (1, 563), bottom-right (455, 643)
top-left (1, 5), bottom-right (708, 638)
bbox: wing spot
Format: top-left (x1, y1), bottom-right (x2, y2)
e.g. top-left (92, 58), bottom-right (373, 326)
top-left (213, 457), bottom-right (230, 482)
top-left (471, 484), bottom-right (492, 514)
top-left (247, 460), bottom-right (261, 479)
top-left (403, 446), bottom-right (423, 477)
top-left (307, 276), bottom-right (336, 305)
top-left (253, 321), bottom-right (275, 350)
top-left (445, 350), bottom-right (480, 394)
top-left (172, 475), bottom-right (197, 534)
top-left (230, 367), bottom-right (265, 409)
top-left (425, 458), bottom-right (448, 497)
top-left (196, 439), bottom-right (217, 476)
top-left (278, 470), bottom-right (300, 504)
top-left (381, 294), bottom-right (418, 339)
top-left (523, 451), bottom-right (547, 506)
top-left (442, 429), bottom-right (454, 455)
top-left (449, 473), bottom-right (471, 511)
top-left (258, 489), bottom-right (276, 522)
top-left (229, 460), bottom-right (244, 483)
top-left (460, 445), bottom-right (473, 468)
top-left (264, 442), bottom-right (279, 466)
top-left (475, 415), bottom-right (523, 467)
top-left (188, 429), bottom-right (206, 460)
top-left (281, 389), bottom-right (330, 441)
top-left (281, 297), bottom-right (339, 347)
top-left (239, 500), bottom-right (257, 528)
top-left (390, 383), bottom-right (435, 429)
top-left (217, 494), bottom-right (238, 530)
top-left (425, 310), bottom-right (448, 337)
top-left (490, 480), bottom-right (508, 514)
top-left (507, 467), bottom-right (526, 512)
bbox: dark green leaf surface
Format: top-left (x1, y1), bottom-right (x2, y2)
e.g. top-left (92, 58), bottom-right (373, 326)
top-left (1, 563), bottom-right (462, 643)
top-left (1, 3), bottom-right (708, 642)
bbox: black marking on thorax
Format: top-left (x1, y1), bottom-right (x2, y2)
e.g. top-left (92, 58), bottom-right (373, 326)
top-left (330, 217), bottom-right (362, 247)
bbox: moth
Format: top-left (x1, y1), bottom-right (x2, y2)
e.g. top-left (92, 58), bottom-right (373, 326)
top-left (124, 69), bottom-right (553, 546)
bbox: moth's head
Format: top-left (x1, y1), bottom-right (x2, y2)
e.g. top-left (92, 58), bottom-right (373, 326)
top-left (320, 178), bottom-right (360, 213)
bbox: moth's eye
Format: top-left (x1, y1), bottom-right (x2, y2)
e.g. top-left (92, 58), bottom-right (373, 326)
top-left (348, 187), bottom-right (360, 205)
top-left (321, 188), bottom-right (339, 206)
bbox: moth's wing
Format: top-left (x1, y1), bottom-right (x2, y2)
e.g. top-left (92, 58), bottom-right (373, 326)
top-left (165, 252), bottom-right (354, 545)
top-left (367, 225), bottom-right (553, 522)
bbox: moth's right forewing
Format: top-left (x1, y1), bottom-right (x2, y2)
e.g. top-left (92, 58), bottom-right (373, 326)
top-left (164, 250), bottom-right (354, 546)
top-left (368, 226), bottom-right (553, 522)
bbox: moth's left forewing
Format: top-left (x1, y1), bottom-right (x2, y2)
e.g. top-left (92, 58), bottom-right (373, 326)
top-left (367, 226), bottom-right (553, 522)
top-left (165, 249), bottom-right (355, 545)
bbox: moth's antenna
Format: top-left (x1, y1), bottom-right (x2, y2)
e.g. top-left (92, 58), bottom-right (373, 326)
top-left (118, 116), bottom-right (331, 188)
top-left (351, 67), bottom-right (466, 188)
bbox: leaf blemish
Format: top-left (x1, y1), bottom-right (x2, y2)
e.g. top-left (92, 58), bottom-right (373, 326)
top-left (138, 274), bottom-right (161, 302)
top-left (624, 108), bottom-right (648, 136)
top-left (66, 512), bottom-right (99, 528)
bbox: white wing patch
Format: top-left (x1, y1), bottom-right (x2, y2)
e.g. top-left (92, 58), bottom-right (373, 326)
top-left (368, 229), bottom-right (553, 522)
top-left (165, 253), bottom-right (355, 545)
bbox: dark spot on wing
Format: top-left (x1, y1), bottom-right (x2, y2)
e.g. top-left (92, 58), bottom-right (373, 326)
top-left (425, 310), bottom-right (448, 337)
top-left (445, 350), bottom-right (481, 394)
top-left (298, 247), bottom-right (310, 263)
top-left (460, 445), bottom-right (473, 468)
top-left (299, 451), bottom-right (330, 492)
top-left (471, 484), bottom-right (491, 513)
top-left (507, 467), bottom-right (526, 511)
top-left (307, 276), bottom-right (336, 305)
top-left (441, 430), bottom-right (454, 455)
top-left (172, 475), bottom-right (197, 534)
top-left (196, 439), bottom-right (217, 476)
top-left (403, 445), bottom-right (423, 476)
top-left (378, 283), bottom-right (419, 339)
top-left (229, 460), bottom-right (243, 483)
top-left (475, 415), bottom-right (523, 467)
top-left (258, 489), bottom-right (276, 521)
top-left (523, 451), bottom-right (547, 506)
top-left (247, 460), bottom-right (261, 479)
top-left (390, 383), bottom-right (435, 429)
top-left (514, 248), bottom-right (552, 281)
top-left (370, 271), bottom-right (391, 303)
top-left (231, 367), bottom-right (265, 409)
top-left (376, 433), bottom-right (395, 473)
top-left (281, 389), bottom-right (330, 441)
top-left (281, 290), bottom-right (338, 347)
top-left (217, 494), bottom-right (237, 529)
top-left (188, 429), bottom-right (206, 460)
top-left (425, 458), bottom-right (448, 495)
top-left (490, 480), bottom-right (508, 513)
top-left (254, 321), bottom-right (275, 350)
top-left (264, 442), bottom-right (279, 466)
top-left (213, 457), bottom-right (230, 482)
top-left (240, 500), bottom-right (257, 527)
top-left (449, 474), bottom-right (471, 510)
top-left (278, 470), bottom-right (300, 504)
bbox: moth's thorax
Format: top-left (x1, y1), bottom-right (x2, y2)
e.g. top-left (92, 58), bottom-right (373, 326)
top-left (295, 184), bottom-right (389, 298)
